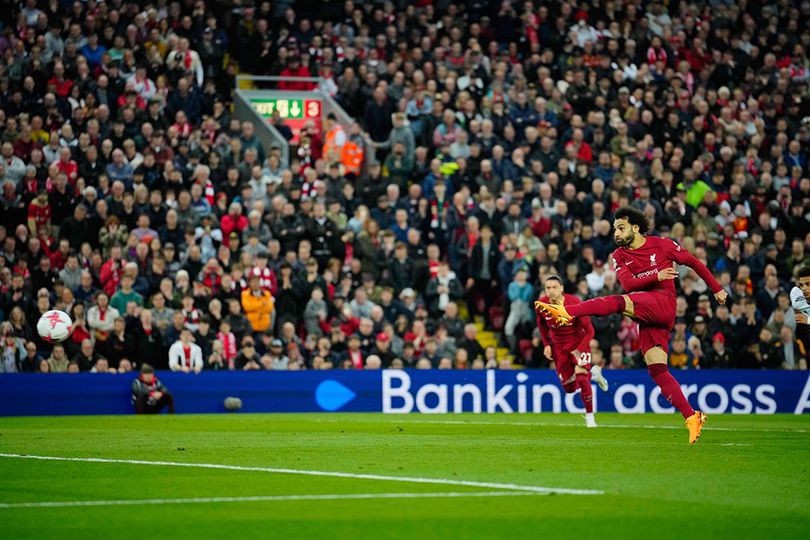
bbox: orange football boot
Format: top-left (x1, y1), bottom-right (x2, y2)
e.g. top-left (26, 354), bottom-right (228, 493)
top-left (685, 411), bottom-right (707, 444)
top-left (534, 300), bottom-right (574, 326)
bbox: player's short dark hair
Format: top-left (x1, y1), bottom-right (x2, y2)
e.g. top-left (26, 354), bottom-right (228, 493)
top-left (545, 275), bottom-right (563, 285)
top-left (614, 206), bottom-right (649, 234)
top-left (798, 265), bottom-right (810, 279)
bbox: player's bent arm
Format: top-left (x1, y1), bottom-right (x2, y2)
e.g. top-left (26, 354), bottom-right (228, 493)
top-left (669, 241), bottom-right (723, 293)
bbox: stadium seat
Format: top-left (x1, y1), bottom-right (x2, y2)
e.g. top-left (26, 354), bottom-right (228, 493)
top-left (488, 306), bottom-right (504, 331)
top-left (518, 340), bottom-right (533, 363)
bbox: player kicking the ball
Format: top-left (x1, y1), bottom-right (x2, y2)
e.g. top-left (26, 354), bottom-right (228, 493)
top-left (535, 275), bottom-right (609, 428)
top-left (535, 207), bottom-right (727, 444)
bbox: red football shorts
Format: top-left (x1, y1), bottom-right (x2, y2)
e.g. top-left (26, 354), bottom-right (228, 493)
top-left (627, 291), bottom-right (677, 355)
top-left (551, 339), bottom-right (581, 385)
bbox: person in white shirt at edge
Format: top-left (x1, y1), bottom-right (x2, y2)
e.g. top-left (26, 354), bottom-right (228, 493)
top-left (169, 328), bottom-right (203, 373)
top-left (790, 266), bottom-right (810, 358)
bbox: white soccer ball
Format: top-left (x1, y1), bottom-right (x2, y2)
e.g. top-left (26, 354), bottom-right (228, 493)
top-left (37, 310), bottom-right (73, 343)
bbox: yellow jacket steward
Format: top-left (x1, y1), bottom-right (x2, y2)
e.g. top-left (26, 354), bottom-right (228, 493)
top-left (241, 289), bottom-right (275, 333)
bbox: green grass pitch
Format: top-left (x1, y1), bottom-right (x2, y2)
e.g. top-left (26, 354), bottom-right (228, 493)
top-left (0, 413), bottom-right (808, 539)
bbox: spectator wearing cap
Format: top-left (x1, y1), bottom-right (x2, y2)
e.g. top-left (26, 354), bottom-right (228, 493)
top-left (234, 335), bottom-right (261, 371)
top-left (264, 338), bottom-right (289, 371)
top-left (691, 315), bottom-right (709, 345)
top-left (398, 287), bottom-right (419, 314)
top-left (370, 194), bottom-right (395, 231)
top-left (370, 332), bottom-right (396, 368)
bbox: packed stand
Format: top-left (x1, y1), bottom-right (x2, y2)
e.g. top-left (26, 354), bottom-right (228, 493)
top-left (0, 0), bottom-right (808, 376)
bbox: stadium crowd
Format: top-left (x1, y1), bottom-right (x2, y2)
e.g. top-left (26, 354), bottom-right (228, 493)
top-left (0, 0), bottom-right (808, 376)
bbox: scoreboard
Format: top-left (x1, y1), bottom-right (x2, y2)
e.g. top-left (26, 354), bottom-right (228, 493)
top-left (250, 98), bottom-right (322, 144)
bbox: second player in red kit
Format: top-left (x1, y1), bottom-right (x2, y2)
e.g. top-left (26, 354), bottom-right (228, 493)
top-left (535, 207), bottom-right (728, 443)
top-left (536, 275), bottom-right (609, 428)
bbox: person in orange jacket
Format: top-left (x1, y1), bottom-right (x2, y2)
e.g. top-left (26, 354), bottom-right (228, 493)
top-left (241, 273), bottom-right (274, 333)
top-left (340, 122), bottom-right (365, 177)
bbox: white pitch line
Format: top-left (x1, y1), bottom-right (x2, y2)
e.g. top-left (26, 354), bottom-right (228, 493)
top-left (328, 418), bottom-right (808, 434)
top-left (0, 454), bottom-right (603, 495)
top-left (0, 491), bottom-right (538, 510)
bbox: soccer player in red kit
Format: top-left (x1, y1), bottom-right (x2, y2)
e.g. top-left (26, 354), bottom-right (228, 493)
top-left (536, 275), bottom-right (609, 428)
top-left (535, 207), bottom-right (728, 443)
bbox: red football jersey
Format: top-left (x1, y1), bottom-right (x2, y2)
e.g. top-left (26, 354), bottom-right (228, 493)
top-left (611, 236), bottom-right (722, 297)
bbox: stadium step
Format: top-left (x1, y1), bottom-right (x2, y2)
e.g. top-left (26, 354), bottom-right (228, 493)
top-left (458, 302), bottom-right (469, 320)
top-left (457, 304), bottom-right (523, 366)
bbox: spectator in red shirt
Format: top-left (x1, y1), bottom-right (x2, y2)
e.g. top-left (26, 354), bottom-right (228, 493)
top-left (528, 199), bottom-right (552, 239)
top-left (220, 202), bottom-right (248, 238)
top-left (53, 147), bottom-right (78, 187)
top-left (564, 128), bottom-right (593, 164)
top-left (47, 62), bottom-right (74, 98)
top-left (278, 56), bottom-right (316, 91)
top-left (27, 191), bottom-right (51, 236)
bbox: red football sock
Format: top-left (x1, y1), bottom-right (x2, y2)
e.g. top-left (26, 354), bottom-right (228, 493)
top-left (575, 373), bottom-right (593, 413)
top-left (566, 296), bottom-right (625, 318)
top-left (648, 363), bottom-right (695, 419)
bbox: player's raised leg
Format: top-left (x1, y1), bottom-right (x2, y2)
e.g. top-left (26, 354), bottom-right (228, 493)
top-left (535, 295), bottom-right (634, 326)
top-left (644, 344), bottom-right (706, 444)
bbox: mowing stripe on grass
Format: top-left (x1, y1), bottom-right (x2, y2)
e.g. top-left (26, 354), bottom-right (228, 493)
top-left (0, 491), bottom-right (539, 509)
top-left (343, 418), bottom-right (808, 434)
top-left (0, 453), bottom-right (603, 495)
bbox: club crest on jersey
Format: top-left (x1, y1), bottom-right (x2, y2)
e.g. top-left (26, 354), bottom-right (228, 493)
top-left (650, 254), bottom-right (657, 266)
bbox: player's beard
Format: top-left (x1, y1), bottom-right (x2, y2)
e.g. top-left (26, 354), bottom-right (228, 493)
top-left (615, 231), bottom-right (634, 247)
